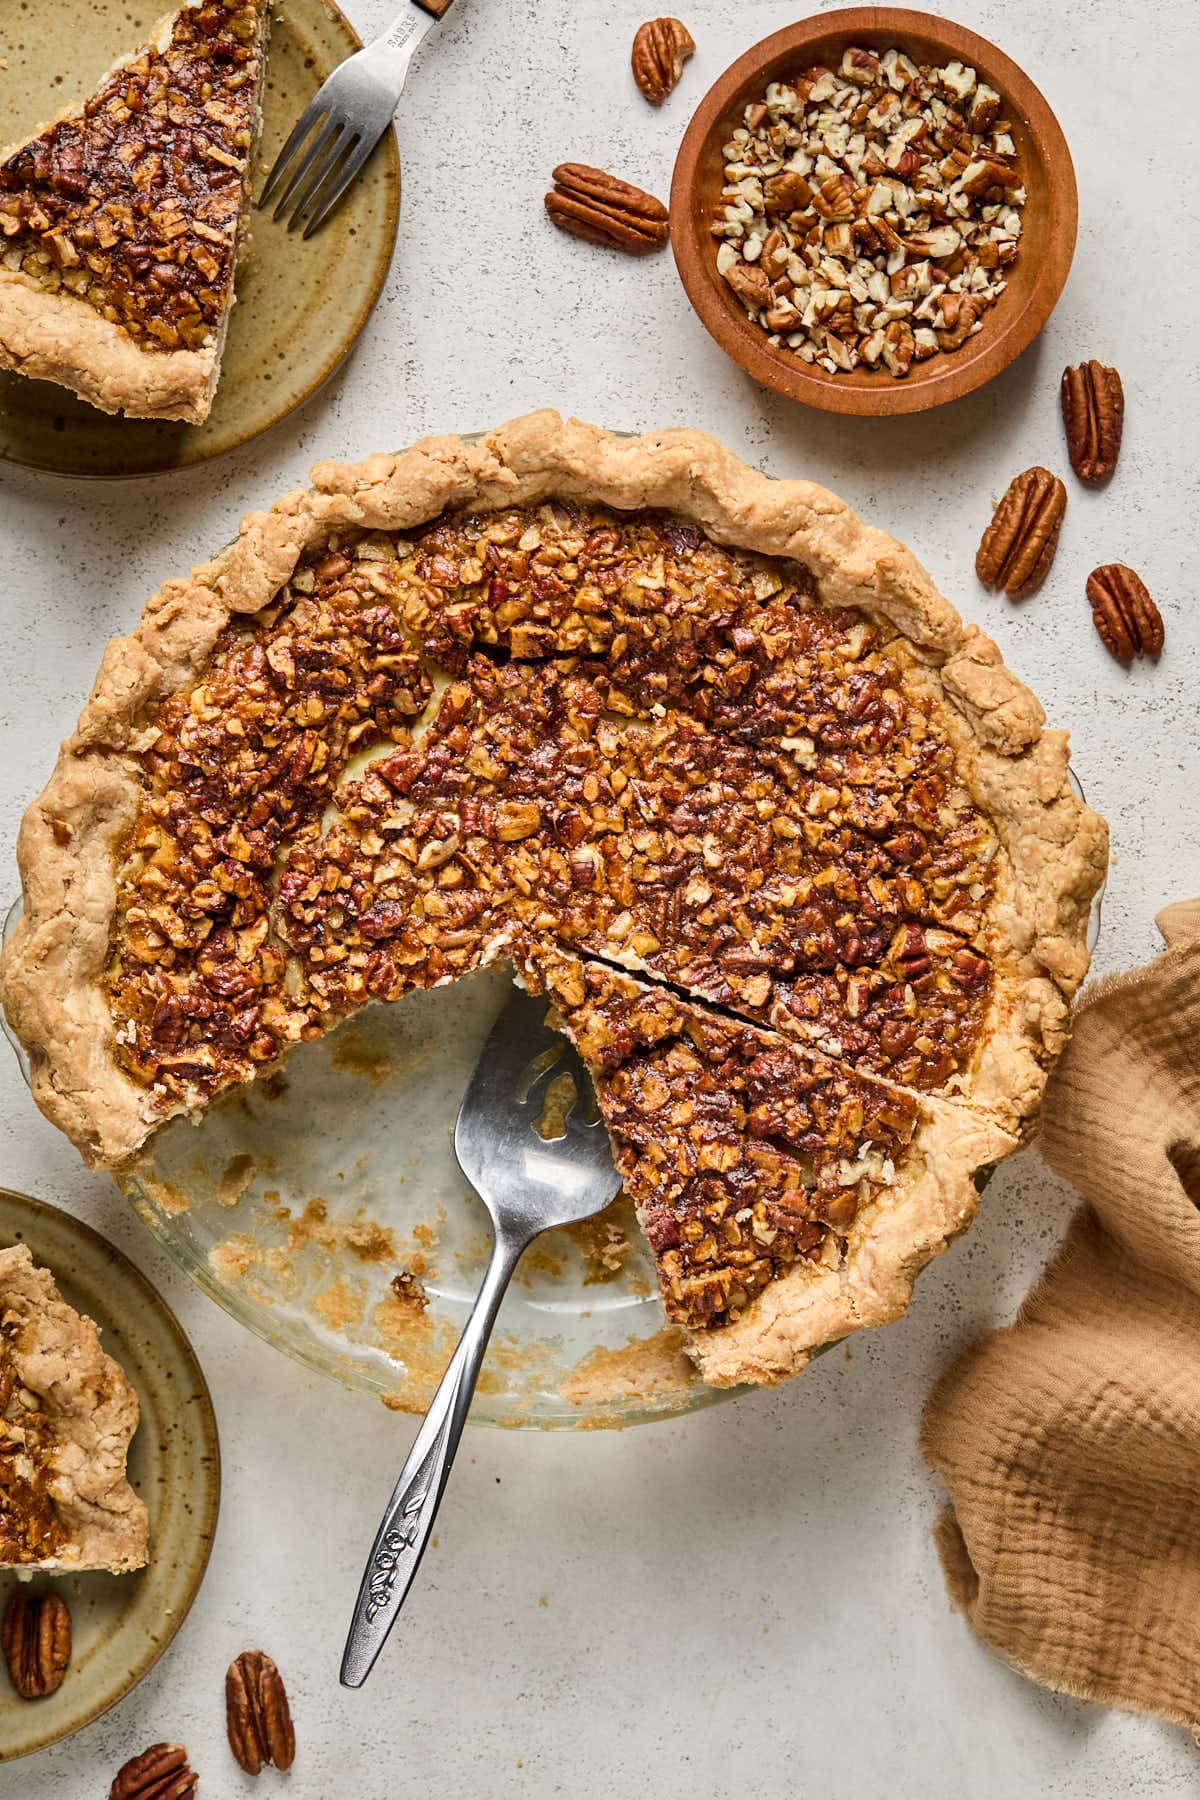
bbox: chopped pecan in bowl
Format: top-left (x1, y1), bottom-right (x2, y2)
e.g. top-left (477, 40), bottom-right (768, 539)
top-left (671, 24), bottom-right (1077, 415)
top-left (710, 47), bottom-right (1025, 377)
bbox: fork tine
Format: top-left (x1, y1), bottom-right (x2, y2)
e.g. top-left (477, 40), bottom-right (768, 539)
top-left (258, 94), bottom-right (330, 209)
top-left (274, 120), bottom-right (346, 225)
top-left (284, 130), bottom-right (358, 233)
top-left (299, 129), bottom-right (379, 238)
top-left (289, 130), bottom-right (360, 235)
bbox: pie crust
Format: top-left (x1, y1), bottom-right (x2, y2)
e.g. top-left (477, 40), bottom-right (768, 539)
top-left (0, 411), bottom-right (1108, 1384)
top-left (0, 0), bottom-right (270, 424)
top-left (0, 1245), bottom-right (148, 1572)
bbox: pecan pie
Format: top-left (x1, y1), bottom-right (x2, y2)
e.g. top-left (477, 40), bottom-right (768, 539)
top-left (0, 414), bottom-right (1107, 1387)
top-left (0, 1247), bottom-right (148, 1572)
top-left (0, 0), bottom-right (271, 423)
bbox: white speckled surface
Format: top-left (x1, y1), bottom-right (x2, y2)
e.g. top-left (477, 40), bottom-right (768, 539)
top-left (1, 0), bottom-right (1198, 1790)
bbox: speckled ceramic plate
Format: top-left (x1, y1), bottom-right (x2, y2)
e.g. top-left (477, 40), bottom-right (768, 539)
top-left (0, 1189), bottom-right (220, 1761)
top-left (0, 0), bottom-right (400, 477)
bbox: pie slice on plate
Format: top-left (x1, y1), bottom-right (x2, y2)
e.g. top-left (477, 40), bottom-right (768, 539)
top-left (0, 1246), bottom-right (148, 1572)
top-left (0, 0), bottom-right (271, 423)
top-left (0, 413), bottom-right (1108, 1386)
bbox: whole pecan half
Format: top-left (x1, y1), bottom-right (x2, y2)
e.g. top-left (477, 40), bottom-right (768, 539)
top-left (631, 17), bottom-right (695, 104)
top-left (109, 1742), bottom-right (198, 1800)
top-left (2, 1590), bottom-right (70, 1699)
top-left (1061, 360), bottom-right (1124, 483)
top-left (975, 466), bottom-right (1067, 598)
top-left (545, 164), bottom-right (669, 255)
top-left (1086, 564), bottom-right (1164, 665)
top-left (226, 1648), bottom-right (296, 1775)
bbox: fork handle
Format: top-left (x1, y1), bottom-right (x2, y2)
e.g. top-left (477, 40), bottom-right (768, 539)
top-left (340, 1223), bottom-right (531, 1688)
top-left (413, 0), bottom-right (455, 17)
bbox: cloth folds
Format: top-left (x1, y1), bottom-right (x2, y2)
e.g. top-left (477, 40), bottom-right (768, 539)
top-left (921, 898), bottom-right (1200, 1733)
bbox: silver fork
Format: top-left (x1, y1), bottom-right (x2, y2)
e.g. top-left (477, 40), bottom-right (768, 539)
top-left (340, 985), bottom-right (620, 1688)
top-left (260, 0), bottom-right (456, 238)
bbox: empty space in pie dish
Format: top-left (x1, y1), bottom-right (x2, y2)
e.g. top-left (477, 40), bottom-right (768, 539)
top-left (120, 966), bottom-right (715, 1430)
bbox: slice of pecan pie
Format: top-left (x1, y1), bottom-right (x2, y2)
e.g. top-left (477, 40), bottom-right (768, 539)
top-left (0, 1247), bottom-right (148, 1572)
top-left (0, 0), bottom-right (271, 423)
top-left (0, 413), bottom-right (1107, 1387)
top-left (518, 943), bottom-right (1015, 1387)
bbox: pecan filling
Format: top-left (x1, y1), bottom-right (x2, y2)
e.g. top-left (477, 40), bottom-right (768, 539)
top-left (109, 565), bottom-right (433, 1091)
top-left (0, 1326), bottom-right (65, 1564)
top-left (315, 654), bottom-right (995, 1088)
top-left (107, 500), bottom-right (1001, 1320)
top-left (527, 952), bottom-right (919, 1328)
top-left (0, 0), bottom-right (266, 351)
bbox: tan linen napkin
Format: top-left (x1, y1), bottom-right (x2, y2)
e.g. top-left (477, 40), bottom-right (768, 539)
top-left (921, 899), bottom-right (1200, 1732)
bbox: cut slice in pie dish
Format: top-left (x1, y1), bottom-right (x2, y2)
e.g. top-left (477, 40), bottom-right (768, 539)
top-left (0, 1246), bottom-right (148, 1572)
top-left (0, 0), bottom-right (271, 424)
top-left (518, 943), bottom-right (1017, 1387)
top-left (0, 412), bottom-right (1108, 1388)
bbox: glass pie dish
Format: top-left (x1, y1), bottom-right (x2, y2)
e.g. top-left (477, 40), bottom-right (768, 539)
top-left (1, 380), bottom-right (1107, 1454)
top-left (2, 899), bottom-right (726, 1429)
top-left (2, 777), bottom-right (1101, 1432)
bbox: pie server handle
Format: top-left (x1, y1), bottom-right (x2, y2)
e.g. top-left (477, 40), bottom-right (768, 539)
top-left (339, 1220), bottom-right (529, 1687)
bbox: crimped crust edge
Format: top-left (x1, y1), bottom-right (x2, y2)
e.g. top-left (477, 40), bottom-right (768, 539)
top-left (0, 411), bottom-right (1107, 1380)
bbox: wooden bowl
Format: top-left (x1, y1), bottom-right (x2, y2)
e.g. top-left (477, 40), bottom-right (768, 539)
top-left (670, 7), bottom-right (1078, 416)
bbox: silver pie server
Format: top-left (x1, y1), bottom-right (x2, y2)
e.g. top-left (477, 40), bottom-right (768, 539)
top-left (340, 985), bottom-right (620, 1688)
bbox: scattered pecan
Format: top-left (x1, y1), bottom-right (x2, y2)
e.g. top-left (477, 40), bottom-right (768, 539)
top-left (1, 1590), bottom-right (70, 1698)
top-left (545, 164), bottom-right (669, 255)
top-left (109, 1743), bottom-right (198, 1800)
top-left (631, 17), bottom-right (695, 104)
top-left (1061, 361), bottom-right (1124, 484)
top-left (975, 466), bottom-right (1067, 598)
top-left (226, 1649), bottom-right (296, 1775)
top-left (1086, 564), bottom-right (1164, 666)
